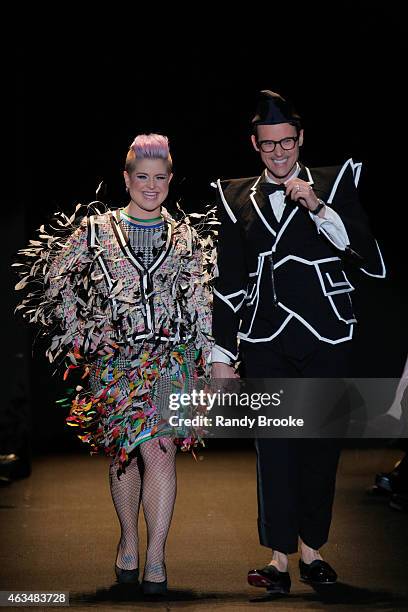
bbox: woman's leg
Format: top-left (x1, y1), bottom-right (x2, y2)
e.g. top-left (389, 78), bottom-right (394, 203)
top-left (109, 455), bottom-right (142, 570)
top-left (140, 437), bottom-right (177, 583)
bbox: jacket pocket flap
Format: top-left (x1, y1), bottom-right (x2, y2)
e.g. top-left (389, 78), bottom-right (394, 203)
top-left (316, 261), bottom-right (354, 296)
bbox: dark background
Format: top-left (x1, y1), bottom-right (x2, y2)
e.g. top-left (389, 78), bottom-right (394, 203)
top-left (4, 12), bottom-right (408, 455)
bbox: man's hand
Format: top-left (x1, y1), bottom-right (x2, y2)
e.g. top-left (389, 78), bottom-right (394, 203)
top-left (285, 178), bottom-right (325, 216)
top-left (212, 362), bottom-right (240, 379)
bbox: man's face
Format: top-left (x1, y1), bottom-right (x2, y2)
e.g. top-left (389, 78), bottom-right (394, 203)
top-left (251, 123), bottom-right (304, 183)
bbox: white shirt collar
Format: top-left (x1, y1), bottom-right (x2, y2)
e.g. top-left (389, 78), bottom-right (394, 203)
top-left (264, 163), bottom-right (301, 184)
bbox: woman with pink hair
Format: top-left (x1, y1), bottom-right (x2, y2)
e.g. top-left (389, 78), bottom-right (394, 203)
top-left (15, 133), bottom-right (213, 594)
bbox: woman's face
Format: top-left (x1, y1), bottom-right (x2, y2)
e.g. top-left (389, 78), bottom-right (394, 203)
top-left (123, 158), bottom-right (173, 217)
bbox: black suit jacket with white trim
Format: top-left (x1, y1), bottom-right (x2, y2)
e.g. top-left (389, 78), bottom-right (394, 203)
top-left (212, 159), bottom-right (385, 362)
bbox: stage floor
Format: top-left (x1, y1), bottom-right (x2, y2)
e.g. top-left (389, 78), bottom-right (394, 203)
top-left (1, 447), bottom-right (407, 611)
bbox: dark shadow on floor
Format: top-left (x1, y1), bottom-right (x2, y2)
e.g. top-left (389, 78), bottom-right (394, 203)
top-left (70, 582), bottom-right (408, 609)
top-left (251, 583), bottom-right (408, 609)
top-left (71, 585), bottom-right (245, 606)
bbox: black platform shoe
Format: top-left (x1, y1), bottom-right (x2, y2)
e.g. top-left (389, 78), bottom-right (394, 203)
top-left (142, 562), bottom-right (167, 595)
top-left (299, 559), bottom-right (337, 584)
top-left (115, 565), bottom-right (139, 585)
top-left (141, 578), bottom-right (167, 595)
top-left (248, 565), bottom-right (291, 595)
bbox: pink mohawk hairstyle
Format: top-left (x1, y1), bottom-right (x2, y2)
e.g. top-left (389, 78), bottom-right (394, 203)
top-left (131, 134), bottom-right (170, 159)
top-left (125, 133), bottom-right (172, 173)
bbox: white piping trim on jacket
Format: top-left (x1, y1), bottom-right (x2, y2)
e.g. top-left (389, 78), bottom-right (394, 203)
top-left (239, 293), bottom-right (355, 342)
top-left (239, 252), bottom-right (355, 333)
top-left (250, 174), bottom-right (278, 236)
top-left (216, 179), bottom-right (237, 224)
top-left (278, 302), bottom-right (354, 343)
top-left (326, 271), bottom-right (354, 291)
top-left (327, 295), bottom-right (357, 324)
top-left (239, 319), bottom-right (353, 344)
top-left (213, 288), bottom-right (247, 313)
top-left (245, 283), bottom-right (257, 302)
top-left (238, 313), bottom-right (293, 342)
top-left (251, 166), bottom-right (311, 246)
top-left (305, 166), bottom-right (314, 184)
top-left (360, 240), bottom-right (387, 278)
top-left (250, 191), bottom-right (277, 236)
top-left (272, 207), bottom-right (298, 252)
top-left (273, 255), bottom-right (340, 269)
top-left (313, 263), bottom-right (354, 296)
top-left (327, 158), bottom-right (353, 204)
top-left (352, 161), bottom-right (362, 187)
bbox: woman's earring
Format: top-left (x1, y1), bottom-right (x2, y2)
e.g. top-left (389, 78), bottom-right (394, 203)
top-left (125, 186), bottom-right (129, 193)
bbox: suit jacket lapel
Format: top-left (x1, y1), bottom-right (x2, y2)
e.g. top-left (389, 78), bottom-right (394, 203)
top-left (275, 163), bottom-right (313, 228)
top-left (249, 172), bottom-right (279, 237)
top-left (273, 163), bottom-right (316, 249)
top-left (249, 164), bottom-right (316, 243)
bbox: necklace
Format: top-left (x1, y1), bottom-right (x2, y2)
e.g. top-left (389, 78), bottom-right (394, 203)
top-left (121, 210), bottom-right (163, 223)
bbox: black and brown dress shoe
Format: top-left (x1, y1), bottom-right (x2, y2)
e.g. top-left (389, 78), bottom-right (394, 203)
top-left (299, 559), bottom-right (337, 584)
top-left (248, 565), bottom-right (291, 594)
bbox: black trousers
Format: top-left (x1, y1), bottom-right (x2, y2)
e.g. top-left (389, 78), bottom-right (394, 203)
top-left (241, 332), bottom-right (351, 554)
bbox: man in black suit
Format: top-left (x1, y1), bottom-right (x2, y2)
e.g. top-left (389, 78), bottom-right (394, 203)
top-left (211, 90), bottom-right (385, 595)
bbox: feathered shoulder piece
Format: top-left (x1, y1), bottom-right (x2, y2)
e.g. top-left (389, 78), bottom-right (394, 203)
top-left (14, 201), bottom-right (108, 360)
top-left (172, 201), bottom-right (219, 286)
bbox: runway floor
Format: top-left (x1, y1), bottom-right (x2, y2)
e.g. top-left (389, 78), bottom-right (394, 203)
top-left (0, 447), bottom-right (407, 611)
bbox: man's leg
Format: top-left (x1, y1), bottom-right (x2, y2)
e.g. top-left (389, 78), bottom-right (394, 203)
top-left (255, 438), bottom-right (300, 558)
top-left (243, 341), bottom-right (298, 582)
top-left (298, 438), bottom-right (341, 560)
top-left (297, 342), bottom-right (351, 568)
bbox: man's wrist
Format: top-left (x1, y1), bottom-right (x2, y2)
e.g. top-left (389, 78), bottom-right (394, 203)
top-left (211, 346), bottom-right (234, 365)
top-left (212, 361), bottom-right (234, 366)
top-left (310, 199), bottom-right (325, 215)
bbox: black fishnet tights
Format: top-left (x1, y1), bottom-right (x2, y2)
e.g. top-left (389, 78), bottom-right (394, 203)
top-left (109, 437), bottom-right (177, 583)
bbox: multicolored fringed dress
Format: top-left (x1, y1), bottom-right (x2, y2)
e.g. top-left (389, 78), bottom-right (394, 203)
top-left (15, 204), bottom-right (215, 468)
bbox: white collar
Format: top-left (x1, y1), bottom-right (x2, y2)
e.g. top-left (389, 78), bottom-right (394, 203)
top-left (264, 162), bottom-right (300, 184)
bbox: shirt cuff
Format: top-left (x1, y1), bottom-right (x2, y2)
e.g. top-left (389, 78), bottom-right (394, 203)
top-left (211, 345), bottom-right (233, 365)
top-left (309, 204), bottom-right (350, 250)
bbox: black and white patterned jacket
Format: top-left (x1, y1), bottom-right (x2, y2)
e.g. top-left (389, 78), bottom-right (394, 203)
top-left (212, 159), bottom-right (385, 362)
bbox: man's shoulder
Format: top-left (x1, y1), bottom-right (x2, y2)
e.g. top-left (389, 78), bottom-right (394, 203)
top-left (307, 159), bottom-right (361, 191)
top-left (216, 176), bottom-right (260, 204)
top-left (218, 176), bottom-right (259, 190)
top-left (308, 164), bottom-right (343, 183)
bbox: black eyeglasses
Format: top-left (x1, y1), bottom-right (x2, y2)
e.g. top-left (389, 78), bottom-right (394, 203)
top-left (257, 136), bottom-right (299, 153)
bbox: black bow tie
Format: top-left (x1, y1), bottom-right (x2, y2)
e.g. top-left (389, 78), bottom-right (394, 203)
top-left (260, 182), bottom-right (286, 197)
